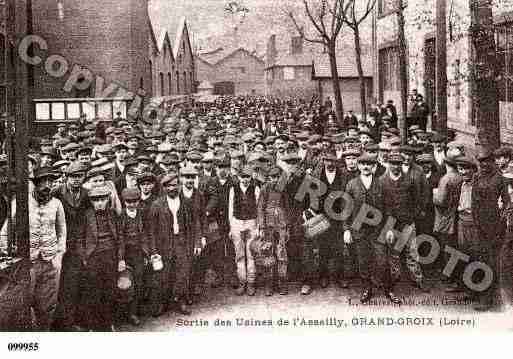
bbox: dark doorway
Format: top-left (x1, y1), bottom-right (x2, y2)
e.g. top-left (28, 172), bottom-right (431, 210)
top-left (214, 81), bottom-right (235, 95)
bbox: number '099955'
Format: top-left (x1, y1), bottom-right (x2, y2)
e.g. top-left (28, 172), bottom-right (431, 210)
top-left (7, 342), bottom-right (39, 351)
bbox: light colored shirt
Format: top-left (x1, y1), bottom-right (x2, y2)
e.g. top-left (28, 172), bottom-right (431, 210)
top-left (182, 187), bottom-right (194, 199)
top-left (1, 195), bottom-right (66, 261)
top-left (458, 181), bottom-right (472, 213)
top-left (325, 170), bottom-right (336, 185)
top-left (126, 209), bottom-right (137, 219)
top-left (166, 196), bottom-right (180, 234)
top-left (360, 175), bottom-right (372, 190)
top-left (434, 150), bottom-right (445, 167)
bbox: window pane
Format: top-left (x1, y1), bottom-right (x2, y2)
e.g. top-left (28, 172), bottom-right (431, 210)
top-left (52, 102), bottom-right (65, 120)
top-left (283, 67), bottom-right (295, 80)
top-left (36, 103), bottom-right (50, 121)
top-left (112, 101), bottom-right (126, 117)
top-left (82, 101), bottom-right (95, 120)
top-left (98, 101), bottom-right (112, 120)
top-left (67, 103), bottom-right (80, 120)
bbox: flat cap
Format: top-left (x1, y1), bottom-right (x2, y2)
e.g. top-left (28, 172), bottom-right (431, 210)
top-left (121, 188), bottom-right (141, 201)
top-left (113, 142), bottom-right (129, 151)
top-left (358, 153), bottom-right (378, 164)
top-left (137, 172), bottom-right (157, 184)
top-left (62, 142), bottom-right (80, 152)
top-left (186, 151), bottom-right (203, 161)
top-left (476, 148), bottom-right (494, 162)
top-left (33, 167), bottom-right (59, 181)
top-left (322, 152), bottom-right (337, 161)
top-left (88, 185), bottom-right (111, 198)
top-left (160, 153), bottom-right (181, 165)
top-left (65, 161), bottom-right (89, 174)
top-left (455, 155), bottom-right (477, 168)
top-left (180, 165), bottom-right (198, 176)
top-left (416, 153), bottom-right (434, 163)
top-left (160, 172), bottom-right (178, 186)
top-left (387, 152), bottom-right (403, 163)
top-left (281, 152), bottom-right (301, 162)
top-left (342, 148), bottom-right (361, 158)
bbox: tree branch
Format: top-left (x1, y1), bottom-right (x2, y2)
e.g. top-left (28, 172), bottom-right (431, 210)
top-left (286, 10), bottom-right (327, 45)
top-left (302, 0), bottom-right (330, 40)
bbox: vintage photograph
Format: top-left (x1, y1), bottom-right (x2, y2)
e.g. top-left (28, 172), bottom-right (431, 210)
top-left (1, 0), bottom-right (513, 336)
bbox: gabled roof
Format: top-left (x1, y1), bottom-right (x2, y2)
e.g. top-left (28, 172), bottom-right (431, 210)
top-left (148, 3), bottom-right (191, 59)
top-left (198, 47), bottom-right (264, 66)
top-left (267, 52), bottom-right (314, 68)
top-left (172, 17), bottom-right (188, 59)
top-left (312, 53), bottom-right (373, 78)
top-left (195, 55), bottom-right (215, 68)
top-left (199, 47), bottom-right (231, 65)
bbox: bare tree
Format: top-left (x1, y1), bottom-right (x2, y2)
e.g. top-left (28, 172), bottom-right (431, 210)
top-left (287, 0), bottom-right (352, 125)
top-left (342, 0), bottom-right (376, 121)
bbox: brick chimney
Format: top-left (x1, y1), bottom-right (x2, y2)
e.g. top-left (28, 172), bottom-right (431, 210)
top-left (266, 34), bottom-right (277, 67)
top-left (290, 33), bottom-right (303, 54)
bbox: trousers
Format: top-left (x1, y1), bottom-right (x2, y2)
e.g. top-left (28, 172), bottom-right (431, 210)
top-left (230, 218), bottom-right (257, 284)
top-left (29, 257), bottom-right (60, 331)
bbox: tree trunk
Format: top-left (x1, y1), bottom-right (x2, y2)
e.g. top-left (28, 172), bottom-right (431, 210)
top-left (397, 4), bottom-right (409, 144)
top-left (470, 0), bottom-right (500, 150)
top-left (435, 0), bottom-right (447, 136)
top-left (354, 26), bottom-right (367, 121)
top-left (328, 41), bottom-right (344, 126)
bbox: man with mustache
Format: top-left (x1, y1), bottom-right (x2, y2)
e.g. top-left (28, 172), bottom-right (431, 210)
top-left (255, 166), bottom-right (290, 296)
top-left (1, 167), bottom-right (67, 330)
top-left (344, 153), bottom-right (397, 303)
top-left (150, 168), bottom-right (205, 316)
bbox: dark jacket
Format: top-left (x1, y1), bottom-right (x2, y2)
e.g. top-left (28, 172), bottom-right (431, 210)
top-left (53, 184), bottom-right (90, 251)
top-left (77, 208), bottom-right (124, 263)
top-left (345, 175), bottom-right (384, 239)
top-left (149, 191), bottom-right (204, 260)
top-left (118, 209), bottom-right (154, 256)
top-left (472, 170), bottom-right (509, 242)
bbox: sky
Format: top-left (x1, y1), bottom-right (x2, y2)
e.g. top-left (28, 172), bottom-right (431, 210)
top-left (148, 0), bottom-right (372, 56)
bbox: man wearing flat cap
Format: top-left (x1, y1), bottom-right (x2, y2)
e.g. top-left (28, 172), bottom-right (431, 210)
top-left (52, 162), bottom-right (90, 331)
top-left (118, 187), bottom-right (155, 326)
top-left (149, 168), bottom-right (206, 316)
top-left (77, 185), bottom-right (125, 331)
top-left (456, 149), bottom-right (509, 310)
top-left (1, 167), bottom-right (66, 330)
top-left (380, 152), bottom-right (427, 295)
top-left (112, 142), bottom-right (129, 181)
top-left (494, 146), bottom-right (512, 176)
top-left (308, 152), bottom-right (354, 292)
top-left (228, 165), bottom-right (261, 296)
top-left (344, 153), bottom-right (391, 303)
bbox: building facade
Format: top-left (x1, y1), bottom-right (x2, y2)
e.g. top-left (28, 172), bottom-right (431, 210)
top-left (149, 16), bottom-right (196, 98)
top-left (266, 34), bottom-right (373, 113)
top-left (374, 0), bottom-right (513, 144)
top-left (8, 0), bottom-right (195, 127)
top-left (195, 47), bottom-right (265, 95)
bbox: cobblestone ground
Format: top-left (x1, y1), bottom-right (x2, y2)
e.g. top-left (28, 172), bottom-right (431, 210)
top-left (117, 276), bottom-right (513, 332)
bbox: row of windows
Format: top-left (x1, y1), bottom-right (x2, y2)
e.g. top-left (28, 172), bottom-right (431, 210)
top-left (267, 67), bottom-right (297, 81)
top-left (149, 62), bottom-right (194, 96)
